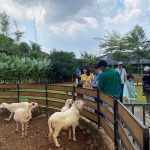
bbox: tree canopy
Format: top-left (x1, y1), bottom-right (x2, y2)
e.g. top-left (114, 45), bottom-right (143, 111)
top-left (99, 25), bottom-right (150, 63)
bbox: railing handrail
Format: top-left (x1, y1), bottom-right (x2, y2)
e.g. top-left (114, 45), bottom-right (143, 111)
top-left (124, 103), bottom-right (150, 106)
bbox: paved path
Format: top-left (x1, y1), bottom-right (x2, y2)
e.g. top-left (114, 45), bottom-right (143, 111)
top-left (127, 107), bottom-right (150, 128)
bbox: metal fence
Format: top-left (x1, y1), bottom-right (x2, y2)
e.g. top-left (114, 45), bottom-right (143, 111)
top-left (124, 103), bottom-right (150, 128)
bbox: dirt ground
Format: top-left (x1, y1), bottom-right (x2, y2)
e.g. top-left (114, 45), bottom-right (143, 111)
top-left (0, 113), bottom-right (92, 150)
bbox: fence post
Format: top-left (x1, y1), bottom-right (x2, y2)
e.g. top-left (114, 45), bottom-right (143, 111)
top-left (17, 84), bottom-right (20, 102)
top-left (73, 85), bottom-right (76, 101)
top-left (143, 128), bottom-right (149, 150)
top-left (45, 84), bottom-right (48, 110)
top-left (97, 89), bottom-right (100, 128)
top-left (114, 99), bottom-right (118, 150)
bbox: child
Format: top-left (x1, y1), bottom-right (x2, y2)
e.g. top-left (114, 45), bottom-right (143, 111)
top-left (123, 74), bottom-right (137, 104)
top-left (75, 68), bottom-right (82, 88)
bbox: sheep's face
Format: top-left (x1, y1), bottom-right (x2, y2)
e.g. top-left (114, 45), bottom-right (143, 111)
top-left (66, 99), bottom-right (73, 107)
top-left (29, 102), bottom-right (39, 109)
top-left (74, 100), bottom-right (84, 110)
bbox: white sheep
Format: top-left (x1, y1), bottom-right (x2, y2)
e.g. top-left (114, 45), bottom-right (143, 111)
top-left (0, 102), bottom-right (30, 121)
top-left (13, 102), bottom-right (38, 138)
top-left (61, 99), bottom-right (73, 112)
top-left (48, 100), bottom-right (84, 147)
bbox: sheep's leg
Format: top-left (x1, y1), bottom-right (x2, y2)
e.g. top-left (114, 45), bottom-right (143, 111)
top-left (69, 128), bottom-right (71, 140)
top-left (48, 132), bottom-right (53, 142)
top-left (72, 125), bottom-right (76, 141)
top-left (21, 123), bottom-right (25, 138)
top-left (5, 113), bottom-right (13, 122)
top-left (25, 123), bottom-right (28, 137)
top-left (53, 127), bottom-right (61, 147)
top-left (16, 122), bottom-right (19, 132)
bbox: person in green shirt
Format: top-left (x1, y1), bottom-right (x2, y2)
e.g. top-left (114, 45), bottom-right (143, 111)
top-left (97, 60), bottom-right (121, 99)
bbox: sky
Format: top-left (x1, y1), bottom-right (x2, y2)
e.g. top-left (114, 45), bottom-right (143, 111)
top-left (0, 0), bottom-right (150, 57)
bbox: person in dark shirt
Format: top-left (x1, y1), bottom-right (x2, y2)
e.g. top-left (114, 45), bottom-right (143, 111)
top-left (75, 68), bottom-right (82, 88)
top-left (142, 66), bottom-right (150, 115)
top-left (97, 60), bottom-right (120, 99)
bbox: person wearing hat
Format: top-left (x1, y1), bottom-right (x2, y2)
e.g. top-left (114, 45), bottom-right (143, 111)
top-left (116, 61), bottom-right (127, 102)
top-left (75, 68), bottom-right (82, 88)
top-left (97, 60), bottom-right (120, 98)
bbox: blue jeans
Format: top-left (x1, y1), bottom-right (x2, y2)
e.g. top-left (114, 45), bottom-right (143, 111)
top-left (120, 84), bottom-right (124, 103)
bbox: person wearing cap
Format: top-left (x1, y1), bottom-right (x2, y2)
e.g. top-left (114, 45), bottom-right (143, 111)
top-left (115, 61), bottom-right (127, 102)
top-left (97, 60), bottom-right (120, 98)
top-left (75, 68), bottom-right (82, 88)
top-left (142, 66), bottom-right (150, 115)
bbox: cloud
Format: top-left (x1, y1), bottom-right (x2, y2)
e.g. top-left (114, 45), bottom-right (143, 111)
top-left (48, 16), bottom-right (98, 35)
top-left (103, 0), bottom-right (150, 29)
top-left (0, 0), bottom-right (150, 57)
top-left (104, 8), bottom-right (141, 28)
top-left (84, 17), bottom-right (98, 28)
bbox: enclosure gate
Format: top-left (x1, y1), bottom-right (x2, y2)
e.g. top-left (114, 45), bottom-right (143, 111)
top-left (0, 84), bottom-right (149, 150)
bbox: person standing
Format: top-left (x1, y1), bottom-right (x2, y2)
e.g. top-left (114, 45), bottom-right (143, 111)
top-left (115, 61), bottom-right (127, 102)
top-left (90, 64), bottom-right (102, 90)
top-left (81, 67), bottom-right (94, 112)
top-left (98, 60), bottom-right (120, 99)
top-left (81, 67), bottom-right (94, 89)
top-left (142, 66), bottom-right (150, 115)
top-left (75, 68), bottom-right (82, 88)
top-left (123, 74), bottom-right (137, 104)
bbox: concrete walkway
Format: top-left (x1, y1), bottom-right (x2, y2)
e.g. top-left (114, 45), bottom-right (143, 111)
top-left (127, 107), bottom-right (150, 128)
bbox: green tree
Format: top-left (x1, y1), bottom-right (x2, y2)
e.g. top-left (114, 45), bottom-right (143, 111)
top-left (49, 50), bottom-right (76, 80)
top-left (19, 42), bottom-right (31, 54)
top-left (125, 25), bottom-right (150, 61)
top-left (0, 33), bottom-right (14, 49)
top-left (80, 52), bottom-right (97, 67)
top-left (0, 12), bottom-right (10, 36)
top-left (99, 31), bottom-right (127, 67)
top-left (125, 25), bottom-right (150, 73)
top-left (30, 50), bottom-right (43, 59)
top-left (13, 20), bottom-right (24, 43)
top-left (100, 31), bottom-right (122, 53)
top-left (30, 41), bottom-right (41, 51)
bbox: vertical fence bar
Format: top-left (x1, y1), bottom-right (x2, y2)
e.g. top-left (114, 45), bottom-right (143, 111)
top-left (114, 99), bottom-right (118, 150)
top-left (143, 128), bottom-right (149, 150)
top-left (97, 89), bottom-right (100, 128)
top-left (132, 104), bottom-right (134, 114)
top-left (73, 85), bottom-right (76, 101)
top-left (143, 105), bottom-right (145, 126)
top-left (17, 84), bottom-right (20, 102)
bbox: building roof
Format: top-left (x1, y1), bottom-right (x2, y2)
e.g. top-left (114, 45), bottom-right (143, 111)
top-left (99, 52), bottom-right (150, 65)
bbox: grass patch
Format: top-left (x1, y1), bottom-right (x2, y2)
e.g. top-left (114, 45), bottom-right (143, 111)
top-left (135, 86), bottom-right (146, 103)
